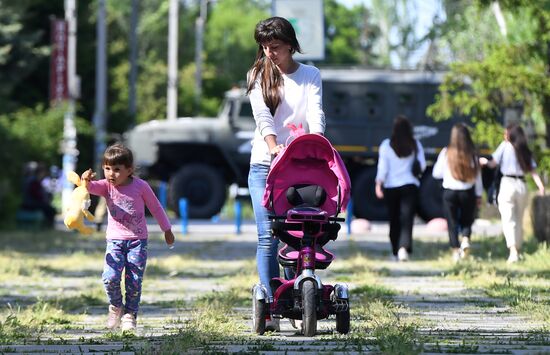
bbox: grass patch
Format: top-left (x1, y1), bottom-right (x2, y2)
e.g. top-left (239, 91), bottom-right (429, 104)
top-left (151, 300), bottom-right (248, 353)
top-left (0, 301), bottom-right (81, 344)
top-left (352, 300), bottom-right (423, 354)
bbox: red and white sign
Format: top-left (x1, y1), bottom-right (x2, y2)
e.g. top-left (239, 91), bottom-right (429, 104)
top-left (50, 19), bottom-right (68, 104)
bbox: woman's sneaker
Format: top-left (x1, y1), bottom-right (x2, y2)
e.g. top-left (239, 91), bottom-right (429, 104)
top-left (397, 247), bottom-right (409, 262)
top-left (507, 247), bottom-right (519, 264)
top-left (452, 249), bottom-right (461, 263)
top-left (121, 313), bottom-right (137, 332)
top-left (265, 317), bottom-right (280, 332)
top-left (460, 237), bottom-right (471, 257)
top-left (106, 305), bottom-right (123, 330)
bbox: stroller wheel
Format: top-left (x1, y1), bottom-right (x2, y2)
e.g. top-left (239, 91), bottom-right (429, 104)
top-left (301, 280), bottom-right (317, 336)
top-left (336, 307), bottom-right (350, 334)
top-left (252, 297), bottom-right (267, 335)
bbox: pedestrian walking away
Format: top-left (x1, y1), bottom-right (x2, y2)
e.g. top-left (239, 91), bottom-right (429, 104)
top-left (479, 122), bottom-right (545, 263)
top-left (246, 16), bottom-right (326, 331)
top-left (375, 115), bottom-right (426, 262)
top-left (81, 143), bottom-right (175, 332)
top-left (432, 123), bottom-right (482, 262)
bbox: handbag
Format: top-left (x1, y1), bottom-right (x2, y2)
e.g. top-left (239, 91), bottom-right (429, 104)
top-left (411, 147), bottom-right (422, 179)
top-left (487, 155), bottom-right (502, 205)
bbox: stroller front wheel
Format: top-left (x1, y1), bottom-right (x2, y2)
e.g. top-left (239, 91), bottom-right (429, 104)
top-left (301, 279), bottom-right (317, 336)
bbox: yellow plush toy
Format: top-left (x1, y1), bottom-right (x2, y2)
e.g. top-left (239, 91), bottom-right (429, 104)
top-left (64, 171), bottom-right (95, 235)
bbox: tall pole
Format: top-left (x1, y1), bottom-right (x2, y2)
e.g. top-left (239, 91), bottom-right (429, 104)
top-left (167, 0), bottom-right (179, 120)
top-left (61, 0), bottom-right (78, 212)
top-left (194, 0), bottom-right (207, 113)
top-left (129, 0), bottom-right (139, 123)
top-left (92, 0), bottom-right (107, 176)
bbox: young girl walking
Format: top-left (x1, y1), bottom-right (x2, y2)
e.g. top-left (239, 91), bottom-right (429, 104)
top-left (82, 143), bottom-right (175, 331)
top-left (432, 123), bottom-right (482, 262)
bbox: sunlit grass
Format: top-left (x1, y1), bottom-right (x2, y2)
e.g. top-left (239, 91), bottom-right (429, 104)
top-left (0, 301), bottom-right (83, 344)
top-left (2, 226), bottom-right (550, 351)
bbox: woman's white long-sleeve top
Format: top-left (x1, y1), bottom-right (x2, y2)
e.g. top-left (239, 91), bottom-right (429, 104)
top-left (248, 63), bottom-right (325, 166)
top-left (375, 138), bottom-right (426, 188)
top-left (492, 141), bottom-right (536, 175)
top-left (432, 147), bottom-right (483, 196)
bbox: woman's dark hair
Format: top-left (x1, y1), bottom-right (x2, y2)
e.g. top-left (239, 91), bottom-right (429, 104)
top-left (507, 122), bottom-right (533, 172)
top-left (246, 17), bottom-right (302, 115)
top-left (103, 143), bottom-right (134, 168)
top-left (390, 115), bottom-right (416, 157)
top-left (447, 123), bottom-right (479, 182)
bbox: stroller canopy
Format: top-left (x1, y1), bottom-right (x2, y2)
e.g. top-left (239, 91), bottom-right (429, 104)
top-left (262, 134), bottom-right (351, 216)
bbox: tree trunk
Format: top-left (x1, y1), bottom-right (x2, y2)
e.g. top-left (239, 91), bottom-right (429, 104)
top-left (532, 195), bottom-right (550, 243)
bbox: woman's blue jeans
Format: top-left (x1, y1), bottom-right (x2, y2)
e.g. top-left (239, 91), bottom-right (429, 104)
top-left (248, 163), bottom-right (279, 300)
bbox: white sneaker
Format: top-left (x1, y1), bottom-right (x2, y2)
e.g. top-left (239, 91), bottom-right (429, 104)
top-left (106, 305), bottom-right (123, 330)
top-left (397, 247), bottom-right (409, 262)
top-left (289, 319), bottom-right (302, 330)
top-left (460, 237), bottom-right (471, 257)
top-left (121, 313), bottom-right (137, 332)
top-left (265, 318), bottom-right (280, 332)
top-left (451, 249), bottom-right (461, 263)
top-left (507, 247), bottom-right (519, 264)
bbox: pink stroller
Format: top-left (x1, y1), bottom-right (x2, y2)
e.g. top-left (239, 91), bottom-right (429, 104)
top-left (252, 133), bottom-right (352, 336)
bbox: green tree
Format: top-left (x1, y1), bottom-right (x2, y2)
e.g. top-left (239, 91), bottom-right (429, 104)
top-left (204, 0), bottom-right (268, 86)
top-left (366, 0), bottom-right (425, 68)
top-left (428, 1), bottom-right (550, 153)
top-left (323, 0), bottom-right (373, 65)
top-left (0, 0), bottom-right (52, 114)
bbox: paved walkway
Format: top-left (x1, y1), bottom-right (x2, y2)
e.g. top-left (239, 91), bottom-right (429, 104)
top-left (2, 218), bottom-right (550, 354)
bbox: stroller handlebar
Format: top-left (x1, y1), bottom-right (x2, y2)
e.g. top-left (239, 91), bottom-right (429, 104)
top-left (268, 214), bottom-right (345, 223)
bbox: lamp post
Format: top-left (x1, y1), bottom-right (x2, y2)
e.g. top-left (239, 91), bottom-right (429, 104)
top-left (61, 0), bottom-right (79, 212)
top-left (194, 0), bottom-right (209, 113)
top-left (92, 0), bottom-right (107, 176)
top-left (167, 0), bottom-right (179, 120)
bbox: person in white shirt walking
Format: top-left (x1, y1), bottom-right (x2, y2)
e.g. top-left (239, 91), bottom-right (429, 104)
top-left (375, 115), bottom-right (426, 261)
top-left (480, 122), bottom-right (545, 263)
top-left (432, 123), bottom-right (482, 262)
top-left (246, 16), bottom-right (326, 331)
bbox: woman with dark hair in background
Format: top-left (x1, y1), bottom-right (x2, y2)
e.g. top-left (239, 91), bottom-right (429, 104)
top-left (433, 123), bottom-right (482, 262)
top-left (480, 122), bottom-right (545, 263)
top-left (375, 115), bottom-right (426, 261)
top-left (246, 16), bottom-right (325, 331)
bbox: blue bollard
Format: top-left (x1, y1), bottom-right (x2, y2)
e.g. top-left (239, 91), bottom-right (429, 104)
top-left (158, 181), bottom-right (167, 209)
top-left (235, 199), bottom-right (242, 235)
top-left (179, 198), bottom-right (188, 235)
top-left (347, 200), bottom-right (353, 235)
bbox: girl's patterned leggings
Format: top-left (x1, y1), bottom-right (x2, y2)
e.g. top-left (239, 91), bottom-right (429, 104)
top-left (102, 239), bottom-right (148, 317)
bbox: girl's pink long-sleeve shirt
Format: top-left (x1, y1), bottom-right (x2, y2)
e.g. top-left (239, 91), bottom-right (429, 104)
top-left (87, 177), bottom-right (171, 240)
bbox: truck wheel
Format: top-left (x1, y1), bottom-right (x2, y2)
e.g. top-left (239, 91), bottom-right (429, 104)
top-left (168, 164), bottom-right (226, 219)
top-left (352, 168), bottom-right (388, 221)
top-left (417, 171), bottom-right (444, 222)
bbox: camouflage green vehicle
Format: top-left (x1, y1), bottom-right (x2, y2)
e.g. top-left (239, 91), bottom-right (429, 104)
top-left (125, 68), bottom-right (475, 221)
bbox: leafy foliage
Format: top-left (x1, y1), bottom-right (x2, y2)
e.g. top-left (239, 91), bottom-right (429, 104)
top-left (0, 105), bottom-right (92, 221)
top-left (428, 1), bottom-right (550, 160)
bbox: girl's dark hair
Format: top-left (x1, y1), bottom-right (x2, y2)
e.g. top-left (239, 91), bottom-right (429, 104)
top-left (507, 122), bottom-right (533, 172)
top-left (447, 123), bottom-right (479, 182)
top-left (103, 143), bottom-right (134, 168)
top-left (390, 115), bottom-right (416, 157)
top-left (246, 17), bottom-right (302, 116)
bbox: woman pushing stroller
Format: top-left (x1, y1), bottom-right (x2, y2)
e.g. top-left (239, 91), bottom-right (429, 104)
top-left (246, 16), bottom-right (325, 332)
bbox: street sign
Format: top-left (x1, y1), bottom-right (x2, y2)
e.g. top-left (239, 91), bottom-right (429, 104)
top-left (273, 0), bottom-right (325, 61)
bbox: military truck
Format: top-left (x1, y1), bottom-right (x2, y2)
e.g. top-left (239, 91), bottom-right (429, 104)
top-left (125, 68), bottom-right (469, 221)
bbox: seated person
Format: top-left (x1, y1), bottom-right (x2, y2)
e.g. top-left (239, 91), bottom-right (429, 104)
top-left (20, 162), bottom-right (56, 227)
